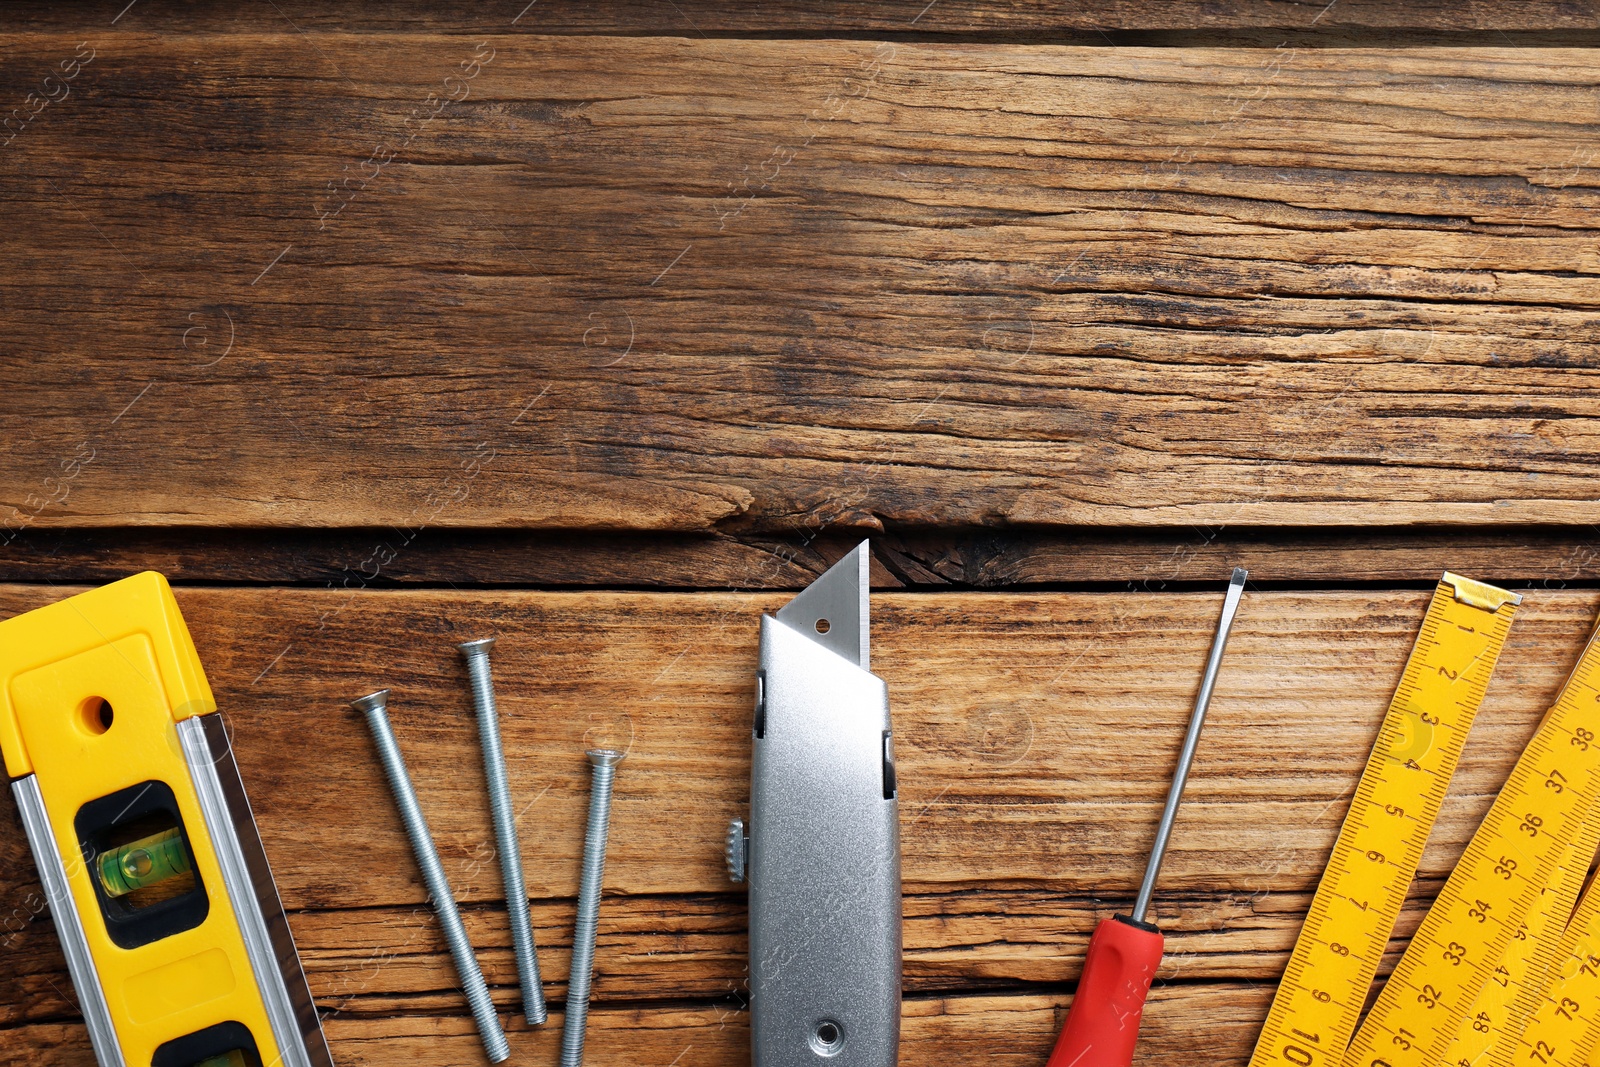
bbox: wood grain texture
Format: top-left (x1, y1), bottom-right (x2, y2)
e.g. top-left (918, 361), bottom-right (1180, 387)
top-left (4, 37), bottom-right (1600, 534)
top-left (0, 984), bottom-right (1271, 1067)
top-left (1, 583), bottom-right (1597, 1064)
top-left (8, 2), bottom-right (1600, 37)
top-left (4, 11), bottom-right (1598, 1066)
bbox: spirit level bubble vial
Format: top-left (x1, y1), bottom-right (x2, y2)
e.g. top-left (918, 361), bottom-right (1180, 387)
top-left (0, 572), bottom-right (333, 1067)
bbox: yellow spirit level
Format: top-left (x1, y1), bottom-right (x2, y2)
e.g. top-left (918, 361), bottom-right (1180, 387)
top-left (0, 573), bottom-right (332, 1067)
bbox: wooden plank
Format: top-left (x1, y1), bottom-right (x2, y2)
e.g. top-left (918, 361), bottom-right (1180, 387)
top-left (1, 584), bottom-right (1596, 1063)
top-left (5, 39), bottom-right (1600, 534)
top-left (0, 881), bottom-right (1442, 1022)
top-left (5, 2), bottom-right (1599, 36)
top-left (0, 983), bottom-right (1270, 1067)
top-left (6, 527), bottom-right (1600, 588)
top-left (3, 584), bottom-right (1586, 906)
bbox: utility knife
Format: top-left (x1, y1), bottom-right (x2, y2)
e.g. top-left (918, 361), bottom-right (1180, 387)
top-left (726, 540), bottom-right (901, 1066)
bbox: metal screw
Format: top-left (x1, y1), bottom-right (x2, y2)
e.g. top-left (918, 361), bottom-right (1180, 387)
top-left (459, 637), bottom-right (547, 1026)
top-left (560, 748), bottom-right (624, 1067)
top-left (350, 690), bottom-right (510, 1065)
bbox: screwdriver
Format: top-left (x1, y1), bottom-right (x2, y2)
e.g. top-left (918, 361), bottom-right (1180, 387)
top-left (1045, 567), bottom-right (1248, 1067)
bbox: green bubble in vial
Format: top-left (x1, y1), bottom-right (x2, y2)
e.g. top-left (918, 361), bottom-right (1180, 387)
top-left (194, 1052), bottom-right (248, 1067)
top-left (95, 827), bottom-right (191, 898)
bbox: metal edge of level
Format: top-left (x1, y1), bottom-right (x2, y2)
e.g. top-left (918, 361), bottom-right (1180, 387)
top-left (178, 715), bottom-right (325, 1067)
top-left (11, 774), bottom-right (127, 1067)
top-left (192, 712), bottom-right (334, 1067)
top-left (203, 711), bottom-right (334, 1067)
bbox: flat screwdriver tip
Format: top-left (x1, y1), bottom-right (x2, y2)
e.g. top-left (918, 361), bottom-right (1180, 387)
top-left (1129, 566), bottom-right (1247, 925)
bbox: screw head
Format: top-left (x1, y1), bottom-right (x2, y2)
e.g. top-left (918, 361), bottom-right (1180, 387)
top-left (349, 689), bottom-right (390, 714)
top-left (586, 748), bottom-right (625, 767)
top-left (457, 637), bottom-right (497, 656)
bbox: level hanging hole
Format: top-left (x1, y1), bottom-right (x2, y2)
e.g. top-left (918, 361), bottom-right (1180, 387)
top-left (814, 618), bottom-right (831, 634)
top-left (80, 697), bottom-right (113, 735)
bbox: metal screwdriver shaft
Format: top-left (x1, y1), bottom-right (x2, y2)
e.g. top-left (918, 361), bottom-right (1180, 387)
top-left (561, 749), bottom-right (624, 1067)
top-left (1130, 565), bottom-right (1248, 924)
top-left (1045, 567), bottom-right (1248, 1067)
top-left (351, 690), bottom-right (510, 1065)
top-left (459, 638), bottom-right (547, 1026)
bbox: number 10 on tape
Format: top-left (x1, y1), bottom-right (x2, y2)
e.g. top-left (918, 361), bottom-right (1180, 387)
top-left (1248, 573), bottom-right (1523, 1067)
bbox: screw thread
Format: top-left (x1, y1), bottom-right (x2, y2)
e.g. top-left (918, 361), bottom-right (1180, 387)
top-left (360, 704), bottom-right (511, 1064)
top-left (561, 758), bottom-right (619, 1067)
top-left (462, 649), bottom-right (547, 1024)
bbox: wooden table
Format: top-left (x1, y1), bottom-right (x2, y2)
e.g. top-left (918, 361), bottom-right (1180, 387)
top-left (4, 4), bottom-right (1600, 1064)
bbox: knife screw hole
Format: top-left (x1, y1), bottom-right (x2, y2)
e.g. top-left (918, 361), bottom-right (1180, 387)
top-left (814, 618), bottom-right (830, 633)
top-left (810, 1020), bottom-right (843, 1056)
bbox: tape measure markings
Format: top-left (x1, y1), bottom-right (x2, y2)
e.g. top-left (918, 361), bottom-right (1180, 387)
top-left (1495, 626), bottom-right (1600, 1064)
top-left (1346, 617), bottom-right (1600, 1067)
top-left (1247, 575), bottom-right (1521, 1067)
top-left (1506, 870), bottom-right (1600, 1067)
top-left (1345, 700), bottom-right (1600, 1065)
top-left (1441, 847), bottom-right (1587, 1067)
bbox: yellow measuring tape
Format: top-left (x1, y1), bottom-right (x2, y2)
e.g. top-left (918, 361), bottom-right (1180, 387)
top-left (1491, 621), bottom-right (1600, 1067)
top-left (1440, 848), bottom-right (1587, 1067)
top-left (1510, 869), bottom-right (1600, 1066)
top-left (1248, 573), bottom-right (1523, 1067)
top-left (1345, 612), bottom-right (1600, 1066)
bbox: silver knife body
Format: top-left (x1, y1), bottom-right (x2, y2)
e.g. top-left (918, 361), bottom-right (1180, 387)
top-left (736, 542), bottom-right (901, 1066)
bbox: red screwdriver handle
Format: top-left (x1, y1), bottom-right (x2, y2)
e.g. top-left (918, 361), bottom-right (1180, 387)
top-left (1045, 915), bottom-right (1164, 1067)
